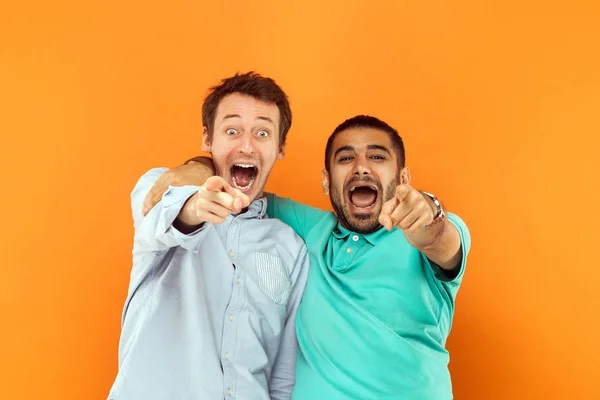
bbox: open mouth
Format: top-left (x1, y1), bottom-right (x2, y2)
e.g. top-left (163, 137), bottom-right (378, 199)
top-left (230, 163), bottom-right (258, 191)
top-left (348, 183), bottom-right (378, 209)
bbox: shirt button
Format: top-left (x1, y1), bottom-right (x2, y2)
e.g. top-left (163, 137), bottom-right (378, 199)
top-left (346, 248), bottom-right (352, 254)
top-left (226, 389), bottom-right (233, 396)
top-left (352, 235), bottom-right (359, 242)
top-left (236, 277), bottom-right (241, 284)
top-left (224, 353), bottom-right (230, 359)
top-left (228, 314), bottom-right (235, 321)
top-left (229, 251), bottom-right (235, 257)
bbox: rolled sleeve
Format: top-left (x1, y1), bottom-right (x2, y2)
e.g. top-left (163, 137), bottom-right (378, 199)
top-left (430, 212), bottom-right (471, 285)
top-left (152, 185), bottom-right (206, 251)
top-left (131, 168), bottom-right (208, 253)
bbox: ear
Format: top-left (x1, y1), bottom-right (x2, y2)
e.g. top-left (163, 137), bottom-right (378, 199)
top-left (400, 166), bottom-right (411, 185)
top-left (201, 127), bottom-right (211, 152)
top-left (277, 144), bottom-right (285, 160)
top-left (321, 169), bottom-right (330, 196)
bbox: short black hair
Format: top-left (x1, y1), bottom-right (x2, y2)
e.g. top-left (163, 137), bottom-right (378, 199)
top-left (324, 115), bottom-right (405, 172)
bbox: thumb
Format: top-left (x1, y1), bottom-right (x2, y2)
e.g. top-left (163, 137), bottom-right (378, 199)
top-left (377, 213), bottom-right (393, 231)
top-left (395, 184), bottom-right (411, 202)
top-left (238, 193), bottom-right (250, 208)
top-left (379, 197), bottom-right (398, 231)
top-left (232, 193), bottom-right (251, 212)
top-left (380, 197), bottom-right (398, 218)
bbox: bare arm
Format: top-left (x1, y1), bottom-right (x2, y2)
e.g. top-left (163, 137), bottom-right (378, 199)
top-left (416, 212), bottom-right (462, 272)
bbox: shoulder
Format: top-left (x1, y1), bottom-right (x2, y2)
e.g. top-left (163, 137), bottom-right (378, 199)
top-left (261, 217), bottom-right (307, 252)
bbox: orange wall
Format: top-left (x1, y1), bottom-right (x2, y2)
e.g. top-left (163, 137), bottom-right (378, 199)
top-left (1, 1), bottom-right (598, 399)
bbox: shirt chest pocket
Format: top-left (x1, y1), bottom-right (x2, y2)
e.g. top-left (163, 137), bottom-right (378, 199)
top-left (254, 252), bottom-right (292, 305)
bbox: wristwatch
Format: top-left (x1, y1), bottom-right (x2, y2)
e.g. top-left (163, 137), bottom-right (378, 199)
top-left (421, 191), bottom-right (445, 227)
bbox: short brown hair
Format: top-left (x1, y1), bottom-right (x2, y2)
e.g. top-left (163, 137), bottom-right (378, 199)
top-left (201, 72), bottom-right (292, 148)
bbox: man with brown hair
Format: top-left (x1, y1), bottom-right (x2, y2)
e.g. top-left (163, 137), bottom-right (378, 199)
top-left (107, 72), bottom-right (310, 400)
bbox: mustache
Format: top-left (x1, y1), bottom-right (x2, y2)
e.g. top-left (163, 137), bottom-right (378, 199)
top-left (343, 176), bottom-right (382, 192)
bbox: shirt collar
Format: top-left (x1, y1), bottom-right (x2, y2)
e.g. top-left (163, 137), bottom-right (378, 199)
top-left (235, 196), bottom-right (267, 219)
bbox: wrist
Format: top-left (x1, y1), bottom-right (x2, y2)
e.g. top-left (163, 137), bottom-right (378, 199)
top-left (421, 191), bottom-right (445, 227)
top-left (175, 193), bottom-right (204, 232)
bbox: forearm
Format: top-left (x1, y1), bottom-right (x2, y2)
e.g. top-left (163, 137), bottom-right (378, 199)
top-left (171, 157), bottom-right (214, 232)
top-left (133, 169), bottom-right (207, 251)
top-left (184, 156), bottom-right (215, 171)
top-left (173, 193), bottom-right (203, 234)
top-left (419, 218), bottom-right (462, 271)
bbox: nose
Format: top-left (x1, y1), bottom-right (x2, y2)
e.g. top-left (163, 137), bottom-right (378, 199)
top-left (352, 156), bottom-right (371, 176)
top-left (237, 134), bottom-right (255, 155)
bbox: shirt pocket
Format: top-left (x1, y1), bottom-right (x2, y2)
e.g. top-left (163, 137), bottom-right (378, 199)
top-left (255, 252), bottom-right (292, 305)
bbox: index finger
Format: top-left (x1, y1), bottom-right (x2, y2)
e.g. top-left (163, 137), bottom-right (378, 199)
top-left (394, 184), bottom-right (411, 203)
top-left (204, 176), bottom-right (230, 192)
top-left (204, 176), bottom-right (250, 212)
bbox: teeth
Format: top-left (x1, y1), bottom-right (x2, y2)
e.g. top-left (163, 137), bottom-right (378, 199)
top-left (232, 175), bottom-right (255, 190)
top-left (350, 185), bottom-right (376, 192)
top-left (231, 164), bottom-right (257, 190)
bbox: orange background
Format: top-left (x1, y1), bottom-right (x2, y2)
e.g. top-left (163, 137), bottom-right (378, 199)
top-left (1, 1), bottom-right (598, 399)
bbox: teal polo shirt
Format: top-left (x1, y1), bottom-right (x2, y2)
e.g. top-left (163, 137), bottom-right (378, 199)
top-left (266, 193), bottom-right (471, 400)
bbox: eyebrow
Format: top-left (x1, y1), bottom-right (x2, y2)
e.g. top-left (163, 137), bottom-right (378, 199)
top-left (333, 145), bottom-right (355, 158)
top-left (222, 114), bottom-right (274, 124)
top-left (367, 144), bottom-right (391, 155)
top-left (333, 144), bottom-right (391, 158)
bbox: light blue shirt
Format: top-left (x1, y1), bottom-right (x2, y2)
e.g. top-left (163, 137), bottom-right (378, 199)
top-left (108, 168), bottom-right (310, 400)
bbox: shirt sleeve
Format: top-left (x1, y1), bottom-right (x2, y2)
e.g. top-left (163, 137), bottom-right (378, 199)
top-left (268, 244), bottom-right (310, 400)
top-left (265, 193), bottom-right (326, 241)
top-left (131, 168), bottom-right (209, 253)
top-left (428, 212), bottom-right (471, 289)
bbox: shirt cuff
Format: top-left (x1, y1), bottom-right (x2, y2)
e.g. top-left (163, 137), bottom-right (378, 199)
top-left (155, 185), bottom-right (206, 252)
top-left (430, 213), bottom-right (471, 284)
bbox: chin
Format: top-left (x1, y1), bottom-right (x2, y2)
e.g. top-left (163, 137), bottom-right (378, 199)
top-left (348, 217), bottom-right (381, 233)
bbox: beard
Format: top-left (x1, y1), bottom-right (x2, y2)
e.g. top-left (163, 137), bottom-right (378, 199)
top-left (330, 173), bottom-right (400, 234)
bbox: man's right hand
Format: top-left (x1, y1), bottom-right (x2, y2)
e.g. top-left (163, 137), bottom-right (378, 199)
top-left (182, 176), bottom-right (250, 226)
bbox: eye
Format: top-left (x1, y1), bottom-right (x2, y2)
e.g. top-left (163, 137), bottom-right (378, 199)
top-left (338, 156), bottom-right (353, 162)
top-left (371, 155), bottom-right (386, 160)
top-left (226, 128), bottom-right (238, 135)
top-left (257, 130), bottom-right (269, 137)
